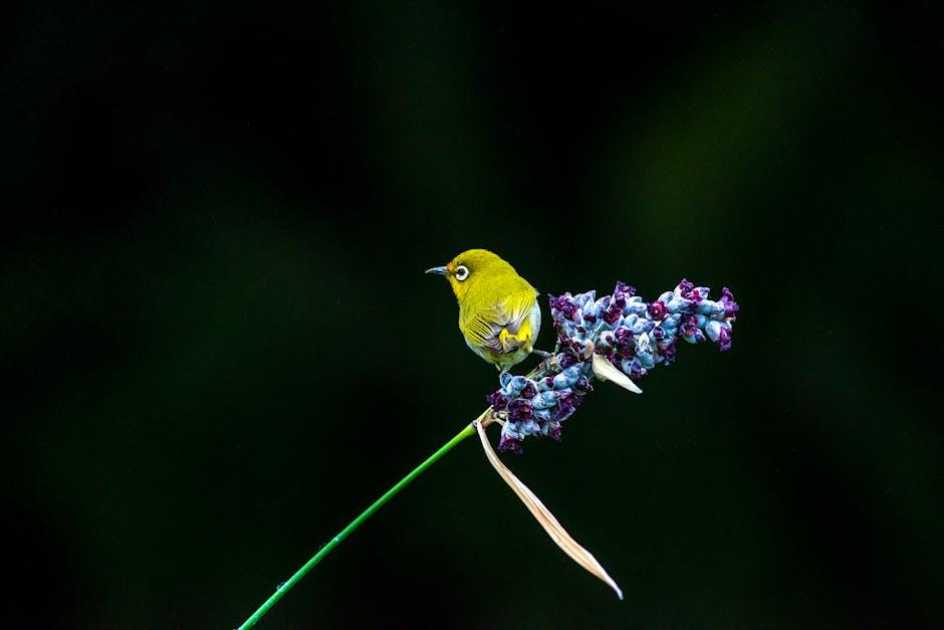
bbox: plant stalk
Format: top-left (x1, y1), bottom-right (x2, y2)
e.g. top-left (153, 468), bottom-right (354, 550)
top-left (235, 358), bottom-right (558, 628)
top-left (236, 418), bottom-right (481, 629)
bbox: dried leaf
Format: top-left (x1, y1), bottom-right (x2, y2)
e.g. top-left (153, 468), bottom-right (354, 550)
top-left (474, 420), bottom-right (624, 600)
top-left (591, 353), bottom-right (642, 394)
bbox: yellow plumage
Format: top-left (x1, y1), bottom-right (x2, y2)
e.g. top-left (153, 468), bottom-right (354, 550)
top-left (426, 249), bottom-right (541, 371)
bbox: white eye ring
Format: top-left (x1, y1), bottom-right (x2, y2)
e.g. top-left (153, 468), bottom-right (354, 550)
top-left (454, 265), bottom-right (469, 281)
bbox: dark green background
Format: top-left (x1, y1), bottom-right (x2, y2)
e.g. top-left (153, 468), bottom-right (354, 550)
top-left (4, 1), bottom-right (942, 627)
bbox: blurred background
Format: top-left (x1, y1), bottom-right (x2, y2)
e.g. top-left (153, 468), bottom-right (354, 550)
top-left (3, 1), bottom-right (942, 627)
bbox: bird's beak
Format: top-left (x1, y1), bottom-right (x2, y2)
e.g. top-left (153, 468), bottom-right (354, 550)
top-left (424, 266), bottom-right (448, 276)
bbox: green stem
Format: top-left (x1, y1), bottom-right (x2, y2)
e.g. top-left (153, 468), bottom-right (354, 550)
top-left (236, 421), bottom-right (479, 629)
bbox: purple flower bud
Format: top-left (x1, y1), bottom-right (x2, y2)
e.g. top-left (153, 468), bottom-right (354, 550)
top-left (519, 382), bottom-right (537, 400)
top-left (648, 301), bottom-right (667, 320)
top-left (574, 376), bottom-right (593, 394)
top-left (680, 314), bottom-right (699, 338)
top-left (502, 375), bottom-right (530, 397)
top-left (552, 396), bottom-right (579, 423)
top-left (487, 390), bottom-right (509, 411)
top-left (603, 303), bottom-right (622, 324)
top-left (620, 358), bottom-right (647, 380)
top-left (678, 278), bottom-right (695, 298)
top-left (497, 431), bottom-right (523, 454)
top-left (721, 287), bottom-right (739, 318)
top-left (555, 389), bottom-right (574, 404)
top-left (659, 341), bottom-right (677, 365)
top-left (682, 327), bottom-right (706, 344)
top-left (565, 338), bottom-right (592, 359)
top-left (558, 352), bottom-right (577, 369)
top-left (613, 327), bottom-right (634, 355)
top-left (546, 422), bottom-right (563, 441)
top-left (550, 294), bottom-right (579, 322)
top-left (597, 330), bottom-right (616, 350)
top-left (598, 348), bottom-right (618, 367)
top-left (613, 281), bottom-right (636, 297)
top-left (705, 320), bottom-right (723, 343)
top-left (507, 398), bottom-right (533, 421)
top-left (718, 325), bottom-right (732, 351)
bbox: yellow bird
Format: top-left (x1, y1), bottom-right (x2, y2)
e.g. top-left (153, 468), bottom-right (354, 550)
top-left (426, 249), bottom-right (542, 372)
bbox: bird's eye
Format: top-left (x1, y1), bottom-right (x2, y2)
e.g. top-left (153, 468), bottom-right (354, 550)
top-left (454, 265), bottom-right (470, 281)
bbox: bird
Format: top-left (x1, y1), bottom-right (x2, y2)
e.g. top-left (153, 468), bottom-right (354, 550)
top-left (426, 249), bottom-right (542, 372)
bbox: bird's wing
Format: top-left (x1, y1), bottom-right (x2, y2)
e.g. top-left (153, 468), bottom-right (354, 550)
top-left (500, 292), bottom-right (538, 334)
top-left (497, 293), bottom-right (539, 353)
top-left (464, 292), bottom-right (538, 354)
top-left (464, 306), bottom-right (505, 352)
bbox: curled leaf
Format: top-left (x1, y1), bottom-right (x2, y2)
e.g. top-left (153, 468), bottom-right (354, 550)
top-left (591, 353), bottom-right (643, 394)
top-left (474, 419), bottom-right (624, 600)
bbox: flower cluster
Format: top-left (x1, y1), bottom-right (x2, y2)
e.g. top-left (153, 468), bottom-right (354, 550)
top-left (488, 280), bottom-right (739, 453)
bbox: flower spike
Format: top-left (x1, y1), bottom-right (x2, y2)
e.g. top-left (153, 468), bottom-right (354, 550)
top-left (491, 280), bottom-right (738, 452)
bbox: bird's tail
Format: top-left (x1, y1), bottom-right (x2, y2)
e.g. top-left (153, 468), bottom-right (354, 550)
top-left (498, 320), bottom-right (533, 354)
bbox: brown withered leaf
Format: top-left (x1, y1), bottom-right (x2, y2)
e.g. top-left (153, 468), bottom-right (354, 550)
top-left (474, 420), bottom-right (624, 599)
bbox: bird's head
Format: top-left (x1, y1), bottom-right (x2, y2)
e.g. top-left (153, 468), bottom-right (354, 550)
top-left (425, 248), bottom-right (513, 301)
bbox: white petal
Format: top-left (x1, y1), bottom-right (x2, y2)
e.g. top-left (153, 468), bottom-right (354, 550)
top-left (591, 353), bottom-right (643, 394)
